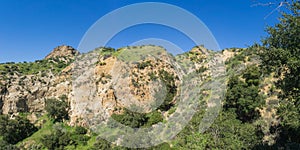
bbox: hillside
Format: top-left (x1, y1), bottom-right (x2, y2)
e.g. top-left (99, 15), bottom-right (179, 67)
top-left (0, 44), bottom-right (283, 149)
top-left (0, 2), bottom-right (299, 149)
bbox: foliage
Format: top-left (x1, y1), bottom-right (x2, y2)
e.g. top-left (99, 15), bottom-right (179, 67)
top-left (0, 115), bottom-right (37, 144)
top-left (259, 1), bottom-right (300, 147)
top-left (45, 98), bottom-right (69, 122)
top-left (0, 138), bottom-right (19, 150)
top-left (174, 111), bottom-right (262, 149)
top-left (112, 109), bottom-right (148, 128)
top-left (111, 109), bottom-right (163, 128)
top-left (260, 1), bottom-right (300, 95)
top-left (145, 111), bottom-right (163, 127)
top-left (41, 124), bottom-right (90, 150)
top-left (196, 66), bottom-right (208, 73)
top-left (137, 60), bottom-right (152, 69)
top-left (0, 58), bottom-right (70, 76)
top-left (91, 137), bottom-right (111, 150)
top-left (97, 47), bottom-right (116, 57)
top-left (41, 125), bottom-right (72, 150)
top-left (225, 65), bottom-right (264, 123)
top-left (149, 142), bottom-right (171, 150)
top-left (74, 126), bottom-right (88, 135)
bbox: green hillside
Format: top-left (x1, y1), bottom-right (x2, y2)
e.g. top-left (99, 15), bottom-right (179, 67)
top-left (0, 1), bottom-right (299, 150)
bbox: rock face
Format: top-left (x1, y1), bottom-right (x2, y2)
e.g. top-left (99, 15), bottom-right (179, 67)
top-left (0, 45), bottom-right (75, 122)
top-left (69, 46), bottom-right (184, 126)
top-left (0, 45), bottom-right (230, 126)
top-left (45, 45), bottom-right (79, 59)
top-left (0, 63), bottom-right (72, 122)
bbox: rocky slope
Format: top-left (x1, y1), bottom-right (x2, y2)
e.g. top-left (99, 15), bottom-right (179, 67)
top-left (0, 45), bottom-right (76, 122)
top-left (1, 44), bottom-right (282, 148)
top-left (0, 45), bottom-right (230, 126)
top-left (45, 45), bottom-right (79, 60)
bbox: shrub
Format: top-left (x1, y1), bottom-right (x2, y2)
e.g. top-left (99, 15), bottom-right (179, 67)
top-left (91, 137), bottom-right (111, 150)
top-left (74, 126), bottom-right (87, 135)
top-left (0, 115), bottom-right (38, 144)
top-left (45, 98), bottom-right (69, 122)
top-left (111, 109), bottom-right (147, 128)
top-left (145, 111), bottom-right (163, 127)
top-left (41, 126), bottom-right (71, 150)
top-left (225, 67), bottom-right (264, 123)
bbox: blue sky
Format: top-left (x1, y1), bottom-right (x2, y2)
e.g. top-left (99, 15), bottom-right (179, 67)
top-left (0, 0), bottom-right (282, 63)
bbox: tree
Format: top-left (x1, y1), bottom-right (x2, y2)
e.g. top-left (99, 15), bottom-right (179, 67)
top-left (174, 111), bottom-right (263, 149)
top-left (0, 138), bottom-right (18, 150)
top-left (259, 0), bottom-right (300, 147)
top-left (41, 126), bottom-right (72, 150)
top-left (91, 137), bottom-right (111, 150)
top-left (111, 109), bottom-right (147, 128)
top-left (45, 98), bottom-right (69, 122)
top-left (261, 1), bottom-right (300, 94)
top-left (0, 115), bottom-right (38, 144)
top-left (224, 66), bottom-right (264, 123)
top-left (145, 111), bottom-right (163, 127)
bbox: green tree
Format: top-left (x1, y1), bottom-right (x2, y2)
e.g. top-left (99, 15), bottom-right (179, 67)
top-left (111, 109), bottom-right (147, 128)
top-left (41, 127), bottom-right (72, 150)
top-left (174, 111), bottom-right (262, 149)
top-left (145, 111), bottom-right (163, 127)
top-left (74, 126), bottom-right (88, 135)
top-left (0, 115), bottom-right (38, 144)
top-left (45, 98), bottom-right (69, 122)
top-left (0, 138), bottom-right (18, 150)
top-left (91, 137), bottom-right (111, 150)
top-left (225, 66), bottom-right (264, 123)
top-left (259, 1), bottom-right (300, 147)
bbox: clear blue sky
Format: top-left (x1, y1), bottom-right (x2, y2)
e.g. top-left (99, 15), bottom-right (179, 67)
top-left (0, 0), bottom-right (281, 63)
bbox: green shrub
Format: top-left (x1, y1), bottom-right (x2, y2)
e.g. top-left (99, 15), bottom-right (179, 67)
top-left (74, 126), bottom-right (88, 135)
top-left (0, 138), bottom-right (18, 150)
top-left (145, 111), bottom-right (163, 127)
top-left (0, 115), bottom-right (38, 144)
top-left (41, 126), bottom-right (72, 150)
top-left (45, 98), bottom-right (69, 122)
top-left (91, 137), bottom-right (111, 150)
top-left (224, 66), bottom-right (264, 123)
top-left (111, 109), bottom-right (147, 128)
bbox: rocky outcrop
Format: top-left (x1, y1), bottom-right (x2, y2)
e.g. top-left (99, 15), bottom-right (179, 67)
top-left (0, 46), bottom-right (75, 122)
top-left (0, 45), bottom-right (223, 126)
top-left (45, 45), bottom-right (79, 60)
top-left (0, 65), bottom-right (72, 122)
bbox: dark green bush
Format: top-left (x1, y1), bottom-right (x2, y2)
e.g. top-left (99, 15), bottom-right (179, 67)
top-left (0, 115), bottom-right (38, 144)
top-left (45, 98), bottom-right (69, 122)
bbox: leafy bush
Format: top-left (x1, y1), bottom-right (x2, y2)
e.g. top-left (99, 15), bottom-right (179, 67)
top-left (45, 98), bottom-right (69, 122)
top-left (41, 126), bottom-right (72, 150)
top-left (145, 111), bottom-right (163, 127)
top-left (0, 115), bottom-right (38, 144)
top-left (225, 67), bottom-right (264, 123)
top-left (41, 124), bottom-right (90, 150)
top-left (74, 126), bottom-right (88, 135)
top-left (0, 138), bottom-right (18, 150)
top-left (259, 1), bottom-right (300, 147)
top-left (111, 109), bottom-right (147, 128)
top-left (0, 58), bottom-right (71, 76)
top-left (111, 109), bottom-right (163, 128)
top-left (174, 111), bottom-right (262, 149)
top-left (196, 66), bottom-right (208, 73)
top-left (91, 137), bottom-right (111, 150)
